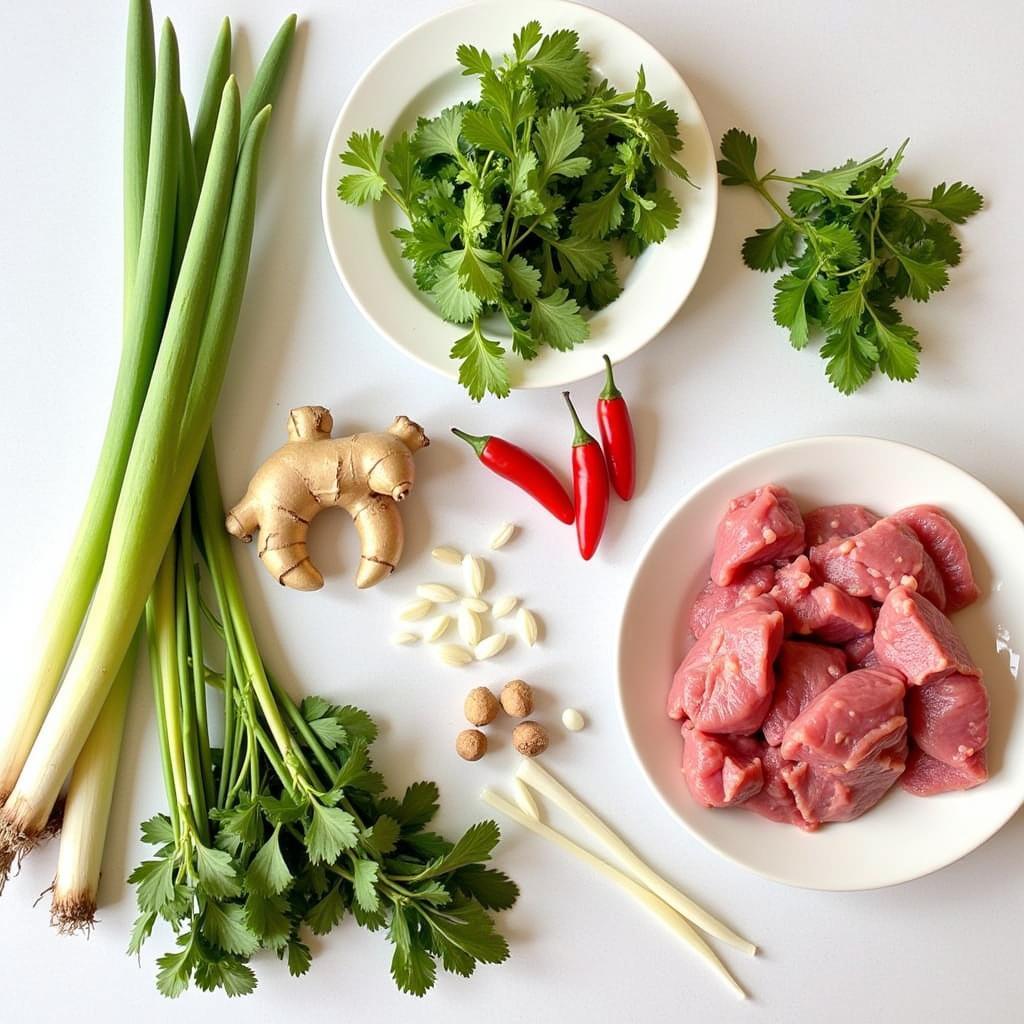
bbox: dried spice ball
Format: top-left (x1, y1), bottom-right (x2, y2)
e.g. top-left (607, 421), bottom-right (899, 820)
top-left (512, 721), bottom-right (549, 758)
top-left (456, 729), bottom-right (488, 761)
top-left (500, 679), bottom-right (534, 718)
top-left (464, 686), bottom-right (499, 726)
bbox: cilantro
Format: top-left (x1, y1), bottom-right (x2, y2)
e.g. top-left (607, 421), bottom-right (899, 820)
top-left (719, 128), bottom-right (983, 393)
top-left (338, 23), bottom-right (691, 399)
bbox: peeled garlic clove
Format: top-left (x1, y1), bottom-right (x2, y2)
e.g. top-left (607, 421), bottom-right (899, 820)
top-left (417, 583), bottom-right (458, 603)
top-left (390, 632), bottom-right (419, 646)
top-left (562, 708), bottom-right (585, 732)
top-left (458, 607), bottom-right (483, 646)
top-left (461, 596), bottom-right (489, 613)
top-left (517, 607), bottom-right (539, 646)
top-left (437, 644), bottom-right (473, 667)
top-left (489, 522), bottom-right (516, 550)
top-left (475, 633), bottom-right (508, 660)
top-left (399, 598), bottom-right (433, 622)
top-left (463, 554), bottom-right (486, 597)
top-left (425, 615), bottom-right (452, 643)
top-left (491, 595), bottom-right (518, 619)
top-left (432, 545), bottom-right (463, 565)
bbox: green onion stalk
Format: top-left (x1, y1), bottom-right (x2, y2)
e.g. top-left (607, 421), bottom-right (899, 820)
top-left (46, 9), bottom-right (299, 929)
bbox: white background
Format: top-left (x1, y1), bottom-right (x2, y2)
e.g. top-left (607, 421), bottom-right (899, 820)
top-left (1, 1), bottom-right (1021, 1021)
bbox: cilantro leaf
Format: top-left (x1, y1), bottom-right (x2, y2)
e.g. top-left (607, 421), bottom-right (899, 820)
top-left (456, 43), bottom-right (492, 76)
top-left (458, 245), bottom-right (503, 301)
top-left (245, 826), bottom-right (293, 897)
top-left (305, 802), bottom-right (359, 864)
top-left (451, 865), bottom-right (520, 911)
top-left (772, 272), bottom-right (814, 349)
top-left (140, 814), bottom-right (175, 847)
top-left (546, 234), bottom-right (609, 280)
top-left (742, 221), bottom-right (798, 271)
top-left (194, 957), bottom-right (257, 998)
top-left (244, 892), bottom-right (291, 950)
top-left (570, 184), bottom-right (624, 238)
top-left (418, 820), bottom-right (502, 879)
top-left (916, 181), bottom-right (984, 224)
top-left (353, 859), bottom-right (381, 914)
top-left (194, 844), bottom-right (242, 899)
top-left (202, 900), bottom-right (260, 956)
top-left (338, 129), bottom-right (387, 205)
top-left (390, 907), bottom-right (437, 996)
top-left (155, 942), bottom-right (195, 999)
top-left (795, 150), bottom-right (886, 197)
top-left (433, 251), bottom-right (483, 323)
top-left (629, 187), bottom-right (681, 244)
top-left (530, 289), bottom-right (589, 350)
top-left (513, 21), bottom-right (544, 60)
top-left (305, 884), bottom-right (346, 935)
top-left (451, 320), bottom-right (510, 401)
top-left (364, 815), bottom-right (401, 856)
top-left (717, 128), bottom-right (760, 186)
top-left (821, 319), bottom-right (879, 394)
top-left (129, 856), bottom-right (176, 914)
top-left (535, 106), bottom-right (588, 179)
top-left (526, 29), bottom-right (589, 102)
top-left (868, 313), bottom-right (920, 382)
top-left (285, 937), bottom-right (312, 978)
top-left (412, 106), bottom-right (465, 161)
top-left (887, 242), bottom-right (949, 300)
top-left (504, 255), bottom-right (541, 301)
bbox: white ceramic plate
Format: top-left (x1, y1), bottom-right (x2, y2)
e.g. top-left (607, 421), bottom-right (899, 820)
top-left (617, 436), bottom-right (1024, 891)
top-left (321, 0), bottom-right (717, 391)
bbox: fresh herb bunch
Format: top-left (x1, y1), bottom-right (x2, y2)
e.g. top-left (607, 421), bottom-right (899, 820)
top-left (338, 21), bottom-right (690, 400)
top-left (130, 448), bottom-right (516, 999)
top-left (718, 129), bottom-right (983, 393)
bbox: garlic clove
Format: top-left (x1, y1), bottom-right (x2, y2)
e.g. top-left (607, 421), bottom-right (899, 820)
top-left (390, 632), bottom-right (419, 646)
top-left (458, 607), bottom-right (483, 646)
top-left (463, 554), bottom-right (486, 597)
top-left (461, 596), bottom-right (489, 613)
top-left (489, 522), bottom-right (517, 550)
top-left (424, 614), bottom-right (453, 643)
top-left (562, 708), bottom-right (585, 732)
top-left (399, 598), bottom-right (433, 622)
top-left (491, 595), bottom-right (518, 619)
top-left (431, 546), bottom-right (463, 565)
top-left (437, 644), bottom-right (473, 667)
top-left (416, 583), bottom-right (458, 603)
top-left (474, 633), bottom-right (508, 660)
top-left (517, 607), bottom-right (539, 646)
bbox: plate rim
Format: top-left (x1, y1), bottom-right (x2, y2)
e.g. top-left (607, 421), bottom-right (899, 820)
top-left (615, 433), bottom-right (1024, 891)
top-left (319, 0), bottom-right (718, 391)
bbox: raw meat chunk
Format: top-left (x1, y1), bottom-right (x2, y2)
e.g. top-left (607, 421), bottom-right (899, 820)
top-left (875, 586), bottom-right (981, 686)
top-left (710, 485), bottom-right (805, 586)
top-left (810, 519), bottom-right (928, 603)
top-left (804, 504), bottom-right (880, 546)
top-left (900, 747), bottom-right (988, 796)
top-left (740, 744), bottom-right (814, 830)
top-left (782, 745), bottom-right (906, 824)
top-left (907, 673), bottom-right (989, 765)
top-left (844, 622), bottom-right (879, 667)
top-left (667, 596), bottom-right (784, 734)
top-left (770, 556), bottom-right (874, 642)
top-left (762, 642), bottom-right (847, 747)
top-left (781, 668), bottom-right (907, 770)
top-left (915, 550), bottom-right (948, 610)
top-left (688, 565), bottom-right (776, 638)
top-left (680, 723), bottom-right (763, 807)
top-left (892, 505), bottom-right (980, 611)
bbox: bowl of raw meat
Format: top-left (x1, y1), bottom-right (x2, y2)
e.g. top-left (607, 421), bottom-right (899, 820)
top-left (617, 436), bottom-right (1024, 890)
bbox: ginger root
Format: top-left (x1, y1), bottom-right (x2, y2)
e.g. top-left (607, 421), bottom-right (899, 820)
top-left (226, 406), bottom-right (429, 590)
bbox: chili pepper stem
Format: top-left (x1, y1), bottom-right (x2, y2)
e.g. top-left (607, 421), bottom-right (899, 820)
top-left (563, 391), bottom-right (594, 447)
top-left (599, 354), bottom-right (623, 400)
top-left (451, 426), bottom-right (489, 458)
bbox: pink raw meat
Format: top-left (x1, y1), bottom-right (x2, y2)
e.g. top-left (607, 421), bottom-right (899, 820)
top-left (680, 723), bottom-right (764, 807)
top-left (688, 565), bottom-right (776, 638)
top-left (770, 556), bottom-right (874, 642)
top-left (667, 596), bottom-right (784, 734)
top-left (810, 519), bottom-right (930, 603)
top-left (875, 586), bottom-right (981, 686)
top-left (915, 550), bottom-right (948, 610)
top-left (781, 668), bottom-right (907, 770)
top-left (740, 744), bottom-right (814, 830)
top-left (907, 673), bottom-right (989, 765)
top-left (710, 485), bottom-right (805, 586)
top-left (762, 642), bottom-right (847, 747)
top-left (781, 745), bottom-right (906, 825)
top-left (804, 504), bottom-right (880, 546)
top-left (844, 622), bottom-right (879, 667)
top-left (892, 505), bottom-right (980, 612)
top-left (901, 747), bottom-right (988, 796)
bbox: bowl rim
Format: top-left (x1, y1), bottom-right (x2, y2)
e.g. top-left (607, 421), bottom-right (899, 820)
top-left (319, 0), bottom-right (718, 391)
top-left (615, 433), bottom-right (1024, 891)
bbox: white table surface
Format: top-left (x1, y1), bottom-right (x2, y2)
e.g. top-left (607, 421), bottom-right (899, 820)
top-left (1, 1), bottom-right (1021, 1021)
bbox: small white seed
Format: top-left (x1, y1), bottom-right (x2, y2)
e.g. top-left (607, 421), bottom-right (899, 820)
top-left (431, 546), bottom-right (463, 565)
top-left (513, 777), bottom-right (541, 820)
top-left (492, 595), bottom-right (519, 619)
top-left (390, 632), bottom-right (419, 646)
top-left (399, 598), bottom-right (433, 622)
top-left (458, 607), bottom-right (483, 646)
top-left (461, 596), bottom-right (489, 613)
top-left (463, 554), bottom-right (486, 596)
top-left (489, 522), bottom-right (517, 550)
top-left (475, 633), bottom-right (508, 660)
top-left (424, 615), bottom-right (453, 643)
top-left (562, 708), bottom-right (585, 732)
top-left (437, 644), bottom-right (473, 667)
top-left (517, 607), bottom-right (539, 646)
top-left (417, 583), bottom-right (458, 603)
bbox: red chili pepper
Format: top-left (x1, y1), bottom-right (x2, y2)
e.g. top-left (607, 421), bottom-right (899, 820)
top-left (597, 354), bottom-right (636, 501)
top-left (563, 391), bottom-right (609, 560)
top-left (452, 428), bottom-right (574, 524)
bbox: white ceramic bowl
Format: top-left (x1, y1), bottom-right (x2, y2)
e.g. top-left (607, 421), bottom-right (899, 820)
top-left (617, 436), bottom-right (1024, 890)
top-left (321, 0), bottom-right (717, 391)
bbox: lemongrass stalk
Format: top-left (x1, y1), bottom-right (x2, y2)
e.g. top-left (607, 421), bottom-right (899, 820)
top-left (0, 72), bottom-right (243, 850)
top-left (0, 1), bottom-right (171, 816)
top-left (481, 788), bottom-right (746, 1000)
top-left (145, 596), bottom-right (179, 841)
top-left (172, 94), bottom-right (200, 278)
top-left (192, 17), bottom-right (231, 181)
top-left (50, 629), bottom-right (140, 933)
top-left (241, 14), bottom-right (297, 132)
top-left (516, 759), bottom-right (756, 955)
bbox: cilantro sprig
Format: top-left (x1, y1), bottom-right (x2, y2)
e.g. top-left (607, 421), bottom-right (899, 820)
top-left (338, 21), bottom-right (691, 400)
top-left (718, 129), bottom-right (983, 393)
